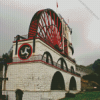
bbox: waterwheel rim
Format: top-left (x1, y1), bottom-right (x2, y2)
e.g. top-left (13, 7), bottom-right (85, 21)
top-left (28, 9), bottom-right (63, 50)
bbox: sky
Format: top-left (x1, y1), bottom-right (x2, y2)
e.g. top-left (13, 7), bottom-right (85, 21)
top-left (0, 0), bottom-right (100, 66)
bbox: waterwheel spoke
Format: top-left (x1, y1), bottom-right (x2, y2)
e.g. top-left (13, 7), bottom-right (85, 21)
top-left (45, 12), bottom-right (50, 26)
top-left (59, 22), bottom-right (61, 32)
top-left (43, 12), bottom-right (51, 40)
top-left (49, 11), bottom-right (55, 40)
top-left (39, 19), bottom-right (45, 38)
top-left (40, 13), bottom-right (49, 38)
top-left (49, 11), bottom-right (53, 25)
top-left (45, 12), bottom-right (54, 42)
top-left (38, 23), bottom-right (46, 36)
top-left (39, 23), bottom-right (53, 43)
top-left (41, 13), bottom-right (47, 29)
top-left (38, 18), bottom-right (45, 37)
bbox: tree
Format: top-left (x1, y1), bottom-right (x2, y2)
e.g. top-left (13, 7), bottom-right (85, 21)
top-left (2, 52), bottom-right (12, 63)
top-left (82, 72), bottom-right (100, 85)
top-left (92, 59), bottom-right (100, 75)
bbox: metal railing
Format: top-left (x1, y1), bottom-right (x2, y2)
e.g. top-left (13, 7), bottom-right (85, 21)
top-left (13, 55), bottom-right (80, 76)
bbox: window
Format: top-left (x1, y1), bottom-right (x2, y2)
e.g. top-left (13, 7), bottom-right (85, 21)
top-left (15, 89), bottom-right (23, 100)
top-left (71, 66), bottom-right (74, 73)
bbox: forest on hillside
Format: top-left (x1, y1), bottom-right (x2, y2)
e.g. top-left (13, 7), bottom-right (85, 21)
top-left (81, 59), bottom-right (100, 85)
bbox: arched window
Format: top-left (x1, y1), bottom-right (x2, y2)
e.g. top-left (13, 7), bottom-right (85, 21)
top-left (15, 89), bottom-right (23, 100)
top-left (69, 76), bottom-right (77, 90)
top-left (42, 51), bottom-right (53, 65)
top-left (57, 58), bottom-right (68, 71)
top-left (51, 71), bottom-right (65, 90)
top-left (71, 66), bottom-right (74, 73)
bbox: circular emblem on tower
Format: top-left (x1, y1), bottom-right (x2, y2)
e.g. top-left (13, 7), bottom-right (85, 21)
top-left (18, 43), bottom-right (32, 60)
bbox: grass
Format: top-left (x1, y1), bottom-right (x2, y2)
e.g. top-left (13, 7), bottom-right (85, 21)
top-left (60, 91), bottom-right (100, 100)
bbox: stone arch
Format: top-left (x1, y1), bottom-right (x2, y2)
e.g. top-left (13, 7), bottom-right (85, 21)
top-left (57, 58), bottom-right (68, 71)
top-left (69, 76), bottom-right (77, 90)
top-left (71, 66), bottom-right (74, 73)
top-left (15, 89), bottom-right (23, 100)
top-left (42, 51), bottom-right (53, 65)
top-left (51, 71), bottom-right (65, 90)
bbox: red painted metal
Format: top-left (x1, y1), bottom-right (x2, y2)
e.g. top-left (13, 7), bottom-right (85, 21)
top-left (28, 9), bottom-right (63, 51)
top-left (59, 22), bottom-right (61, 32)
top-left (28, 19), bottom-right (38, 38)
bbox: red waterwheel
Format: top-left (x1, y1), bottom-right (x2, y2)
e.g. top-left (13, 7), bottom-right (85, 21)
top-left (28, 9), bottom-right (63, 50)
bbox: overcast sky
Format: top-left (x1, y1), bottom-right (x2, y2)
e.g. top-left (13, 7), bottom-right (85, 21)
top-left (0, 0), bottom-right (100, 66)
